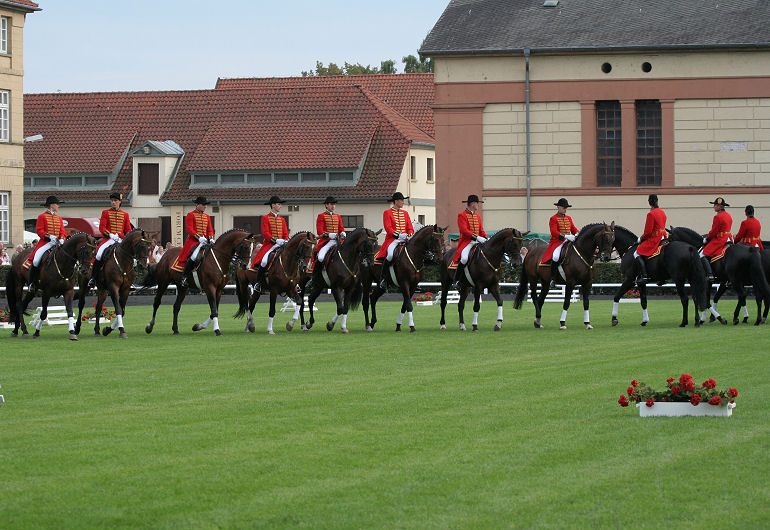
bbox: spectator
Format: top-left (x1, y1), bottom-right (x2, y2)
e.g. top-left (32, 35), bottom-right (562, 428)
top-left (152, 242), bottom-right (165, 263)
top-left (0, 244), bottom-right (9, 265)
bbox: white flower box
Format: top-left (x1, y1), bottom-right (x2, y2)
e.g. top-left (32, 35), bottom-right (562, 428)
top-left (637, 401), bottom-right (735, 417)
top-left (619, 298), bottom-right (641, 303)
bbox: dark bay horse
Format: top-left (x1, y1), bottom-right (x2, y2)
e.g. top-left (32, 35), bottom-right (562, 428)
top-left (144, 229), bottom-right (255, 336)
top-left (233, 231), bottom-right (316, 334)
top-left (87, 229), bottom-right (152, 338)
top-left (439, 227), bottom-right (528, 331)
top-left (668, 226), bottom-right (770, 325)
top-left (5, 232), bottom-right (97, 339)
top-left (609, 226), bottom-right (708, 327)
top-left (292, 227), bottom-right (379, 333)
top-left (365, 224), bottom-right (447, 332)
top-left (514, 222), bottom-right (615, 330)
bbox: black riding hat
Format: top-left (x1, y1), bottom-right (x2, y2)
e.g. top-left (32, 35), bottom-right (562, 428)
top-left (323, 196), bottom-right (337, 204)
top-left (462, 194), bottom-right (484, 204)
top-left (265, 195), bottom-right (286, 205)
top-left (42, 195), bottom-right (62, 207)
top-left (710, 197), bottom-right (729, 207)
top-left (554, 198), bottom-right (572, 208)
top-left (194, 196), bottom-right (210, 205)
top-left (388, 192), bottom-right (408, 202)
top-left (109, 192), bottom-right (123, 201)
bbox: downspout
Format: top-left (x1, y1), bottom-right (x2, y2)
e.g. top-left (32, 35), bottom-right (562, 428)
top-left (524, 48), bottom-right (532, 232)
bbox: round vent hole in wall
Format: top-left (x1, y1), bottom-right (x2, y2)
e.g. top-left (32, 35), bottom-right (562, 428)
top-left (601, 62), bottom-right (612, 74)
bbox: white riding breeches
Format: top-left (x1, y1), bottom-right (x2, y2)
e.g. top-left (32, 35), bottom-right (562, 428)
top-left (385, 240), bottom-right (402, 261)
top-left (317, 240), bottom-right (337, 262)
top-left (32, 241), bottom-right (55, 266)
top-left (260, 246), bottom-right (280, 267)
top-left (552, 241), bottom-right (566, 262)
top-left (95, 238), bottom-right (116, 260)
top-left (460, 241), bottom-right (477, 265)
top-left (190, 243), bottom-right (204, 262)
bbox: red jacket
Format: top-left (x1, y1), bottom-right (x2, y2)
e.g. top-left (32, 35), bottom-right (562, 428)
top-left (703, 210), bottom-right (733, 257)
top-left (26, 211), bottom-right (67, 265)
top-left (316, 211), bottom-right (345, 251)
top-left (178, 210), bottom-right (214, 264)
top-left (542, 213), bottom-right (578, 262)
top-left (96, 208), bottom-right (132, 252)
top-left (636, 207), bottom-right (667, 256)
top-left (735, 217), bottom-right (764, 249)
top-left (251, 212), bottom-right (289, 267)
top-left (451, 209), bottom-right (488, 265)
top-left (375, 207), bottom-right (414, 261)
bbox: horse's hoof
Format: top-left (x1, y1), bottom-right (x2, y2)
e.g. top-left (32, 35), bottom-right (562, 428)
top-left (267, 329), bottom-right (276, 335)
top-left (145, 325), bottom-right (153, 334)
top-left (119, 332), bottom-right (128, 339)
top-left (640, 321), bottom-right (648, 327)
top-left (94, 331), bottom-right (102, 337)
top-left (215, 329), bottom-right (222, 337)
top-left (302, 325), bottom-right (309, 332)
top-left (22, 333), bottom-right (29, 339)
top-left (762, 318), bottom-right (767, 324)
top-left (611, 317), bottom-right (618, 327)
top-left (33, 333), bottom-right (40, 339)
top-left (247, 322), bottom-right (255, 333)
top-left (440, 324), bottom-right (446, 330)
top-left (742, 317), bottom-right (749, 324)
top-left (694, 321), bottom-right (702, 328)
top-left (559, 323), bottom-right (567, 330)
top-left (585, 323), bottom-right (594, 330)
top-left (409, 326), bottom-right (416, 333)
top-left (709, 315), bottom-right (716, 323)
top-left (718, 316), bottom-right (728, 325)
top-left (341, 328), bottom-right (349, 334)
top-left (472, 325), bottom-right (478, 332)
top-left (395, 324), bottom-right (401, 332)
top-left (494, 322), bottom-right (502, 331)
top-left (192, 324), bottom-right (202, 332)
top-left (286, 321), bottom-right (294, 332)
top-left (326, 322), bottom-right (334, 331)
top-left (459, 324), bottom-right (466, 331)
top-left (69, 334), bottom-right (78, 341)
top-left (366, 325), bottom-right (373, 332)
top-left (755, 320), bottom-right (762, 326)
top-left (103, 327), bottom-right (112, 336)
top-left (733, 319), bottom-right (739, 325)
top-left (10, 331), bottom-right (17, 338)
top-left (534, 321), bottom-right (543, 329)
top-left (680, 322), bottom-right (687, 328)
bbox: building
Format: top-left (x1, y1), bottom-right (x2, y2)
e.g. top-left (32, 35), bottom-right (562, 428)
top-left (23, 74), bottom-right (436, 246)
top-left (420, 0), bottom-right (770, 234)
top-left (0, 0), bottom-right (39, 248)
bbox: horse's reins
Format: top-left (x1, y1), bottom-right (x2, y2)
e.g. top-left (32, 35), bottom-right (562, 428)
top-left (113, 234), bottom-right (151, 278)
top-left (569, 229), bottom-right (614, 269)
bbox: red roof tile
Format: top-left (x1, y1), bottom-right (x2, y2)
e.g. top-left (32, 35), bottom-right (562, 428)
top-left (3, 0), bottom-right (40, 9)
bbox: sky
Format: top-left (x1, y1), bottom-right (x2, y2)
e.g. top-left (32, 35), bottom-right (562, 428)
top-left (23, 0), bottom-right (450, 94)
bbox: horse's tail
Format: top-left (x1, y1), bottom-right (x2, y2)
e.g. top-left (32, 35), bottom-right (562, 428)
top-left (5, 268), bottom-right (19, 323)
top-left (513, 262), bottom-right (528, 310)
top-left (749, 247), bottom-right (770, 305)
top-left (688, 246), bottom-right (708, 311)
top-left (233, 269), bottom-right (248, 319)
top-left (138, 263), bottom-right (158, 293)
top-left (349, 278), bottom-right (363, 310)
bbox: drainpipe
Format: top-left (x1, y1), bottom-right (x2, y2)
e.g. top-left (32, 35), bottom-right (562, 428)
top-left (524, 48), bottom-right (532, 232)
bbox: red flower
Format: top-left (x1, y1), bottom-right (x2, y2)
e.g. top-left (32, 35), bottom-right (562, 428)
top-left (729, 388), bottom-right (738, 398)
top-left (690, 394), bottom-right (702, 406)
top-left (671, 386), bottom-right (681, 395)
top-left (627, 386), bottom-right (635, 396)
top-left (631, 379), bottom-right (639, 387)
top-left (666, 377), bottom-right (675, 385)
top-left (662, 398), bottom-right (668, 402)
top-left (684, 380), bottom-right (695, 392)
top-left (702, 378), bottom-right (717, 389)
top-left (680, 373), bottom-right (693, 384)
top-left (618, 395), bottom-right (629, 407)
top-left (708, 396), bottom-right (722, 406)
top-left (645, 399), bottom-right (655, 408)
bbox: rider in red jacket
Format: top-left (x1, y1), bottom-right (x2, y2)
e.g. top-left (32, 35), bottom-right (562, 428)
top-left (701, 197), bottom-right (733, 282)
top-left (634, 194), bottom-right (667, 285)
top-left (734, 205), bottom-right (763, 249)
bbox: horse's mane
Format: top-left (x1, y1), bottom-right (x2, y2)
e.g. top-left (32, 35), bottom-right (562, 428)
top-left (287, 231), bottom-right (312, 244)
top-left (613, 225), bottom-right (636, 239)
top-left (490, 228), bottom-right (515, 239)
top-left (413, 224), bottom-right (437, 238)
top-left (123, 228), bottom-right (145, 239)
top-left (217, 228), bottom-right (247, 238)
top-left (578, 222), bottom-right (605, 235)
top-left (673, 226), bottom-right (700, 238)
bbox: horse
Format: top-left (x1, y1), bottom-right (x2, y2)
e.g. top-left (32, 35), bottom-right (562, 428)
top-left (513, 222), bottom-right (615, 330)
top-left (5, 232), bottom-right (97, 340)
top-left (438, 228), bottom-right (528, 331)
top-left (364, 224), bottom-right (447, 332)
top-left (667, 226), bottom-right (770, 325)
top-left (609, 225), bottom-right (708, 327)
top-left (233, 231), bottom-right (316, 335)
top-left (144, 229), bottom-right (256, 336)
top-left (291, 227), bottom-right (380, 333)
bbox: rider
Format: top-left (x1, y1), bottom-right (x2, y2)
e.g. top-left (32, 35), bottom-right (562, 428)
top-left (375, 191), bottom-right (414, 289)
top-left (449, 194), bottom-right (488, 289)
top-left (701, 197), bottom-right (733, 282)
top-left (23, 195), bottom-right (67, 287)
top-left (542, 198), bottom-right (578, 286)
top-left (89, 192), bottom-right (132, 287)
top-left (176, 196), bottom-right (215, 287)
top-left (250, 195), bottom-right (289, 292)
top-left (633, 193), bottom-right (667, 285)
top-left (306, 196), bottom-right (346, 283)
top-left (734, 204), bottom-right (764, 249)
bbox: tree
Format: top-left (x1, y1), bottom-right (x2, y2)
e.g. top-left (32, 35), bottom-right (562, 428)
top-left (402, 54), bottom-right (434, 73)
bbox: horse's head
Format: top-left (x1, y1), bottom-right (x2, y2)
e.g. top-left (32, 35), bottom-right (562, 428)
top-left (597, 222), bottom-right (615, 262)
top-left (612, 225), bottom-right (639, 257)
top-left (122, 229), bottom-right (152, 271)
top-left (293, 232), bottom-right (316, 272)
top-left (417, 224), bottom-right (447, 262)
top-left (503, 229), bottom-right (529, 266)
top-left (64, 232), bottom-right (98, 275)
top-left (234, 232), bottom-right (257, 270)
top-left (360, 228), bottom-right (380, 267)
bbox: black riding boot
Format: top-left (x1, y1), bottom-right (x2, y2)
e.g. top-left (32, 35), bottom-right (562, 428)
top-left (251, 266), bottom-right (265, 293)
top-left (451, 264), bottom-right (464, 290)
top-left (701, 256), bottom-right (715, 282)
top-left (179, 258), bottom-right (196, 287)
top-left (27, 264), bottom-right (40, 287)
top-left (549, 260), bottom-right (560, 288)
top-left (378, 261), bottom-right (390, 290)
top-left (88, 259), bottom-right (102, 288)
top-left (634, 255), bottom-right (648, 286)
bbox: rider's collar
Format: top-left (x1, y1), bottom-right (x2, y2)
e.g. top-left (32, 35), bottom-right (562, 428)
top-left (325, 209), bottom-right (335, 215)
top-left (269, 210), bottom-right (280, 216)
top-left (465, 208), bottom-right (475, 214)
top-left (111, 207), bottom-right (121, 211)
top-left (47, 209), bottom-right (56, 215)
top-left (391, 206), bottom-right (400, 212)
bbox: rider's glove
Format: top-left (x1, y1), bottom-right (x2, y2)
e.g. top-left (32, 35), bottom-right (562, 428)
top-left (329, 233), bottom-right (337, 240)
top-left (636, 236), bottom-right (642, 244)
top-left (276, 238), bottom-right (287, 246)
top-left (340, 231), bottom-right (346, 239)
top-left (209, 238), bottom-right (215, 244)
top-left (199, 236), bottom-right (207, 244)
top-left (703, 237), bottom-right (708, 244)
top-left (476, 236), bottom-right (488, 243)
top-left (398, 233), bottom-right (407, 241)
top-left (565, 234), bottom-right (576, 242)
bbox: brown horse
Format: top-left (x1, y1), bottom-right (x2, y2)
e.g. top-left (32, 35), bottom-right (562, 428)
top-left (439, 227), bottom-right (528, 331)
top-left (233, 231), bottom-right (316, 334)
top-left (5, 232), bottom-right (97, 339)
top-left (143, 229), bottom-right (255, 336)
top-left (87, 229), bottom-right (152, 338)
top-left (514, 222), bottom-right (615, 330)
top-left (365, 224), bottom-right (447, 332)
top-left (292, 227), bottom-right (380, 333)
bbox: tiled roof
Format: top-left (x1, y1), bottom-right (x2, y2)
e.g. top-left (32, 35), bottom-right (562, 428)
top-left (24, 82), bottom-right (432, 205)
top-left (215, 74), bottom-right (435, 137)
top-left (420, 0), bottom-right (770, 55)
top-left (1, 0), bottom-right (40, 10)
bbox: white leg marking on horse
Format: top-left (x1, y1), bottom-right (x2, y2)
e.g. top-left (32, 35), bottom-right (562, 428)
top-left (742, 306), bottom-right (749, 318)
top-left (213, 316), bottom-right (220, 331)
top-left (117, 315), bottom-right (124, 329)
top-left (711, 302), bottom-right (718, 312)
top-left (560, 309), bottom-right (568, 322)
top-left (472, 312), bottom-right (479, 326)
top-left (200, 317), bottom-right (212, 329)
top-left (110, 317), bottom-right (119, 330)
top-left (612, 301), bottom-right (619, 317)
top-left (407, 312), bottom-right (414, 327)
top-left (583, 310), bottom-right (589, 322)
top-left (701, 310), bottom-right (708, 321)
top-left (340, 314), bottom-right (348, 330)
top-left (497, 306), bottom-right (503, 321)
top-left (292, 305), bottom-right (301, 320)
top-left (267, 317), bottom-right (274, 332)
top-left (709, 306), bottom-right (720, 318)
top-left (68, 316), bottom-right (75, 332)
top-left (642, 309), bottom-right (650, 322)
top-left (331, 313), bottom-right (340, 324)
top-left (396, 312), bottom-right (405, 325)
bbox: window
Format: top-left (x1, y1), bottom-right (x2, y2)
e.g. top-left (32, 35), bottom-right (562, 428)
top-left (234, 216), bottom-right (261, 234)
top-left (341, 215), bottom-right (364, 228)
top-left (275, 173), bottom-right (299, 183)
top-left (138, 163), bottom-right (159, 195)
top-left (418, 214), bottom-right (426, 225)
top-left (221, 174), bottom-right (245, 185)
top-left (192, 170), bottom-right (358, 187)
top-left (0, 17), bottom-right (7, 55)
top-left (426, 158), bottom-right (434, 182)
top-left (596, 100), bottom-right (622, 187)
top-left (636, 100), bottom-right (662, 186)
top-left (0, 191), bottom-right (8, 243)
top-left (247, 173), bottom-right (271, 184)
top-left (410, 156), bottom-right (416, 181)
top-left (0, 90), bottom-right (8, 143)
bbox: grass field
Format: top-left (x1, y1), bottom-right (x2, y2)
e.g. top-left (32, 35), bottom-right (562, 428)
top-left (2, 299), bottom-right (769, 528)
